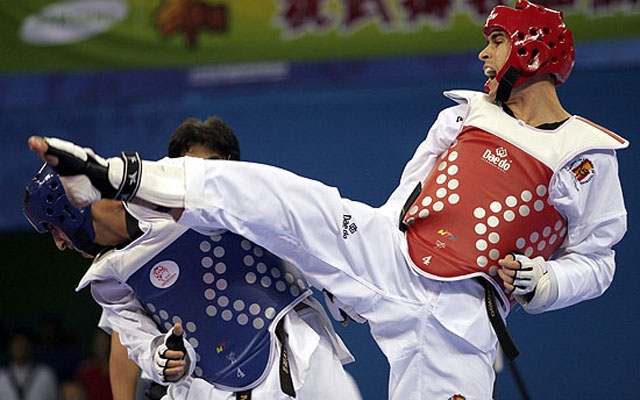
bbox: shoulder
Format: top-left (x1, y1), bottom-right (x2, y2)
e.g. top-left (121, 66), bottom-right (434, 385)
top-left (554, 117), bottom-right (629, 170)
top-left (443, 89), bottom-right (488, 105)
top-left (573, 117), bottom-right (629, 149)
top-left (436, 90), bottom-right (493, 124)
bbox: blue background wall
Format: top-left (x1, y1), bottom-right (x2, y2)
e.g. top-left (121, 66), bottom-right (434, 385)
top-left (1, 42), bottom-right (639, 398)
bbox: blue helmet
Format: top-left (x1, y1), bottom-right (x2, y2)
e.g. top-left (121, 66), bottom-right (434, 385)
top-left (23, 164), bottom-right (102, 255)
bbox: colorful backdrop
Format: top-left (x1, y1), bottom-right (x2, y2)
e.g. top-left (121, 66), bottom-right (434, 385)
top-left (2, 0), bottom-right (640, 73)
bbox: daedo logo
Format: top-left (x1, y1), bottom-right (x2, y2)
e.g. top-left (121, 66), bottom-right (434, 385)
top-left (342, 214), bottom-right (358, 239)
top-left (481, 146), bottom-right (512, 172)
top-left (20, 0), bottom-right (129, 46)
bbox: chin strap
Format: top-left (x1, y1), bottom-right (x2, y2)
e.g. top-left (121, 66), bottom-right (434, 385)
top-left (496, 66), bottom-right (521, 103)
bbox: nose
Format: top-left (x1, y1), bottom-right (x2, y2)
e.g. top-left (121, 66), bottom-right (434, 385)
top-left (478, 44), bottom-right (490, 61)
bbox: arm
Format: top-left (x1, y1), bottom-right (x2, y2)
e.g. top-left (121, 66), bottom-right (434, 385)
top-left (27, 102), bottom-right (465, 222)
top-left (91, 280), bottom-right (195, 384)
top-left (110, 331), bottom-right (142, 400)
top-left (27, 136), bottom-right (187, 211)
top-left (28, 135), bottom-right (409, 310)
top-left (499, 150), bottom-right (626, 313)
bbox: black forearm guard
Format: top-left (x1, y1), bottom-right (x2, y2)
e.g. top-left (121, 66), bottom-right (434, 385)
top-left (45, 146), bottom-right (118, 198)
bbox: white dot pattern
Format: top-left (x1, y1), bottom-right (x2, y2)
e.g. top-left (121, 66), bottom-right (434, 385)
top-left (133, 231), bottom-right (310, 386)
top-left (215, 262), bottom-right (226, 274)
top-left (201, 256), bottom-right (213, 268)
top-left (213, 246), bottom-right (225, 258)
top-left (199, 241), bottom-right (211, 253)
top-left (203, 235), bottom-right (304, 333)
top-left (152, 237), bottom-right (307, 332)
top-left (473, 185), bottom-right (567, 275)
top-left (403, 134), bottom-right (569, 288)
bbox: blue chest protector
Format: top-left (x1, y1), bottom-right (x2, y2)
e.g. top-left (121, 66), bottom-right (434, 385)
top-left (127, 229), bottom-right (311, 390)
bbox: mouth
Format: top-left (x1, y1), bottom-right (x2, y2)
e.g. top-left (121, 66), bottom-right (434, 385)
top-left (483, 67), bottom-right (497, 94)
top-left (484, 67), bottom-right (497, 79)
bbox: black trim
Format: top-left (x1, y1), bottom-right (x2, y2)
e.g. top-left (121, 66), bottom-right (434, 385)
top-left (124, 208), bottom-right (144, 240)
top-left (399, 182), bottom-right (422, 232)
top-left (115, 152), bottom-right (142, 201)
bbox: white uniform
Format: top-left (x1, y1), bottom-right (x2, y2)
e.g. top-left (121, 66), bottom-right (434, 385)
top-left (0, 364), bottom-right (58, 400)
top-left (148, 90), bottom-right (627, 399)
top-left (76, 205), bottom-right (360, 400)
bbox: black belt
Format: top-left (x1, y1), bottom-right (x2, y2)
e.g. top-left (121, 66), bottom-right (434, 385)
top-left (477, 278), bottom-right (520, 362)
top-left (275, 319), bottom-right (296, 397)
top-left (236, 319), bottom-right (295, 399)
top-left (144, 382), bottom-right (167, 400)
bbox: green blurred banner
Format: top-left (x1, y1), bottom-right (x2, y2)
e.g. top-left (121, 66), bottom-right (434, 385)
top-left (1, 0), bottom-right (639, 73)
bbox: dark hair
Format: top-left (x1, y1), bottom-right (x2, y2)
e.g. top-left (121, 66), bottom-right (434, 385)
top-left (167, 116), bottom-right (240, 160)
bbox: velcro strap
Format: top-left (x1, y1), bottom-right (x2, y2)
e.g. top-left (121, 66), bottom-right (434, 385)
top-left (115, 151), bottom-right (142, 201)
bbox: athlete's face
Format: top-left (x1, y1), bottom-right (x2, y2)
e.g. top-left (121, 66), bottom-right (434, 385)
top-left (50, 226), bottom-right (94, 259)
top-left (478, 29), bottom-right (511, 101)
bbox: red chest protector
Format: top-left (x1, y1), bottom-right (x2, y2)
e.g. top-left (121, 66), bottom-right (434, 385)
top-left (403, 127), bottom-right (567, 305)
top-left (402, 90), bottom-right (627, 307)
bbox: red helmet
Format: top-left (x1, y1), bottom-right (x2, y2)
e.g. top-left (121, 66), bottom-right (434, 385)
top-left (483, 0), bottom-right (575, 91)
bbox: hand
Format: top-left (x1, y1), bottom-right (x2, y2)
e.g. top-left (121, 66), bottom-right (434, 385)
top-left (499, 253), bottom-right (548, 295)
top-left (28, 136), bottom-right (141, 207)
top-left (499, 253), bottom-right (558, 312)
top-left (154, 323), bottom-right (188, 382)
top-left (28, 136), bottom-right (58, 166)
top-left (499, 252), bottom-right (556, 311)
top-left (29, 136), bottom-right (106, 208)
top-left (497, 253), bottom-right (520, 293)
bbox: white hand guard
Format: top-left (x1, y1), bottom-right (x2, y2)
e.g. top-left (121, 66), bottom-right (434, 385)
top-left (153, 330), bottom-right (191, 383)
top-left (512, 254), bottom-right (558, 313)
top-left (44, 137), bottom-right (186, 209)
top-left (44, 137), bottom-right (140, 207)
top-left (512, 254), bottom-right (547, 296)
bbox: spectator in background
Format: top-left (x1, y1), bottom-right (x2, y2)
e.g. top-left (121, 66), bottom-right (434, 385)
top-left (0, 320), bottom-right (8, 365)
top-left (33, 313), bottom-right (83, 384)
top-left (0, 328), bottom-right (58, 400)
top-left (74, 329), bottom-right (112, 400)
top-left (60, 379), bottom-right (89, 400)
